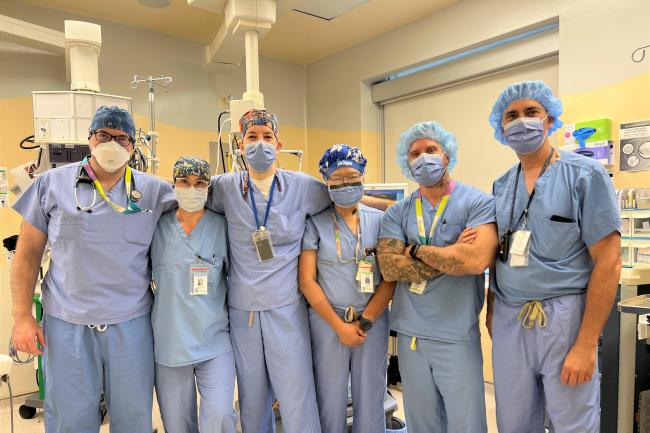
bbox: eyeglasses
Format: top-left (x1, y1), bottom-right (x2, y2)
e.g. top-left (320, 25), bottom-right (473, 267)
top-left (328, 174), bottom-right (363, 186)
top-left (175, 178), bottom-right (210, 189)
top-left (92, 130), bottom-right (133, 147)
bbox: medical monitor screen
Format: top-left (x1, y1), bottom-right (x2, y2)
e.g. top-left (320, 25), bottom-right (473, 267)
top-left (364, 183), bottom-right (409, 203)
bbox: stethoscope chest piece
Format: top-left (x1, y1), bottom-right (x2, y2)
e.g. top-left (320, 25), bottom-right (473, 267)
top-left (130, 189), bottom-right (142, 202)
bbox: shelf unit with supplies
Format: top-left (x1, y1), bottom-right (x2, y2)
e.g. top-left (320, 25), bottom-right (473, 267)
top-left (621, 209), bottom-right (650, 269)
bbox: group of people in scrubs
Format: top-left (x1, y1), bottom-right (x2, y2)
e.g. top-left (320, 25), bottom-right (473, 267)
top-left (9, 78), bottom-right (620, 433)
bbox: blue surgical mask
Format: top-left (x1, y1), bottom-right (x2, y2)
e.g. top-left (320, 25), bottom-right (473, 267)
top-left (328, 184), bottom-right (364, 208)
top-left (245, 142), bottom-right (277, 171)
top-left (409, 153), bottom-right (446, 186)
top-left (503, 116), bottom-right (548, 154)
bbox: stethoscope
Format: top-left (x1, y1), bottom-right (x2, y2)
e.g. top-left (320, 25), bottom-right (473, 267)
top-left (74, 161), bottom-right (145, 213)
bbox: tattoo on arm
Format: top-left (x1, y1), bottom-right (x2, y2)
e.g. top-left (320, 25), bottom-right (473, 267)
top-left (377, 238), bottom-right (440, 282)
top-left (417, 246), bottom-right (466, 276)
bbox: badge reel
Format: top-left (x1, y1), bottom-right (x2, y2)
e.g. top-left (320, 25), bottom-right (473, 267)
top-left (509, 222), bottom-right (531, 267)
top-left (189, 261), bottom-right (209, 296)
top-left (356, 256), bottom-right (375, 294)
top-left (252, 227), bottom-right (275, 262)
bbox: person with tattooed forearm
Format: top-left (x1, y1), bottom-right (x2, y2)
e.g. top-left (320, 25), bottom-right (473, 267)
top-left (376, 121), bottom-right (497, 433)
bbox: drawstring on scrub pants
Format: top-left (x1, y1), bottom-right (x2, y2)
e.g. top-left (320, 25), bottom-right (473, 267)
top-left (407, 301), bottom-right (548, 352)
top-left (88, 324), bottom-right (108, 332)
top-left (517, 300), bottom-right (547, 329)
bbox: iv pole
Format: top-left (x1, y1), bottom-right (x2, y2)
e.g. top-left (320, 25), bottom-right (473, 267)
top-left (130, 74), bottom-right (172, 174)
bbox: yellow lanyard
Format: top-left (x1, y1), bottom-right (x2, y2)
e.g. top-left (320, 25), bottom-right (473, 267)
top-left (82, 158), bottom-right (142, 214)
top-left (333, 208), bottom-right (361, 264)
top-left (94, 167), bottom-right (136, 213)
top-left (415, 192), bottom-right (450, 245)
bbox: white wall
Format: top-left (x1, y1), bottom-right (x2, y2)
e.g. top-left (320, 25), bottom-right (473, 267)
top-left (306, 0), bottom-right (650, 133)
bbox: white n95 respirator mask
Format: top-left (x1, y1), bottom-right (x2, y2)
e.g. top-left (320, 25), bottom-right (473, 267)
top-left (175, 187), bottom-right (208, 212)
top-left (91, 141), bottom-right (131, 173)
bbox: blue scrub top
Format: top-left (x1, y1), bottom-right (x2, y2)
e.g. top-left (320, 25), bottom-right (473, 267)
top-left (208, 170), bottom-right (330, 311)
top-left (492, 150), bottom-right (620, 303)
top-left (12, 162), bottom-right (175, 325)
top-left (302, 204), bottom-right (384, 310)
top-left (379, 182), bottom-right (495, 342)
top-left (151, 210), bottom-right (231, 367)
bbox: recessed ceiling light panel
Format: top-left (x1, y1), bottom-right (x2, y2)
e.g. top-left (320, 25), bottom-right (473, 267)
top-left (294, 0), bottom-right (368, 21)
top-left (138, 0), bottom-right (171, 8)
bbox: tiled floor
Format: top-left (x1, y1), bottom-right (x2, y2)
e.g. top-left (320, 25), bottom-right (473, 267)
top-left (0, 383), bottom-right (500, 432)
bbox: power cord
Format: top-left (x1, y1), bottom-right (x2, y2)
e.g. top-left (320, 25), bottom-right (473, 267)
top-left (1, 374), bottom-right (15, 433)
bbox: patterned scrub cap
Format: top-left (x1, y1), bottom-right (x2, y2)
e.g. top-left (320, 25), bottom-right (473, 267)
top-left (173, 156), bottom-right (211, 182)
top-left (239, 109), bottom-right (279, 137)
top-left (89, 106), bottom-right (136, 141)
top-left (318, 144), bottom-right (367, 180)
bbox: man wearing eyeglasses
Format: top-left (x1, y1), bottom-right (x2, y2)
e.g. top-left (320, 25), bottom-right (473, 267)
top-left (10, 106), bottom-right (174, 433)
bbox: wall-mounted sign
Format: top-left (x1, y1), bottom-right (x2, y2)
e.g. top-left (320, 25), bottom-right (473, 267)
top-left (620, 120), bottom-right (650, 172)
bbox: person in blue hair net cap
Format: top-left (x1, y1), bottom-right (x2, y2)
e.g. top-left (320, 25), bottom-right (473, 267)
top-left (10, 105), bottom-right (175, 432)
top-left (487, 80), bottom-right (621, 433)
top-left (299, 144), bottom-right (396, 433)
top-left (377, 120), bottom-right (498, 433)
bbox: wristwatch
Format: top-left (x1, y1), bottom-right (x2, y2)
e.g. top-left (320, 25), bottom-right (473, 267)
top-left (409, 244), bottom-right (422, 261)
top-left (359, 315), bottom-right (373, 332)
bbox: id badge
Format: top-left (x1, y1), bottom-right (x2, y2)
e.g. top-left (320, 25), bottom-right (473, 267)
top-left (252, 229), bottom-right (275, 262)
top-left (409, 280), bottom-right (427, 295)
top-left (357, 259), bottom-right (375, 293)
top-left (509, 230), bottom-right (531, 256)
top-left (189, 265), bottom-right (209, 295)
top-left (509, 230), bottom-right (531, 268)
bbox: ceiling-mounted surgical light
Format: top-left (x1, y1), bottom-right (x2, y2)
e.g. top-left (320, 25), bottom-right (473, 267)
top-left (138, 0), bottom-right (171, 8)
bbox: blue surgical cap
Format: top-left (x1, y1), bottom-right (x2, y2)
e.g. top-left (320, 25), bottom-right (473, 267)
top-left (396, 121), bottom-right (458, 181)
top-left (489, 80), bottom-right (563, 144)
top-left (319, 144), bottom-right (367, 179)
top-left (89, 106), bottom-right (136, 140)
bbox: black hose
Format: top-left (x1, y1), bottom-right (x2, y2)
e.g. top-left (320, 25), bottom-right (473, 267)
top-left (217, 111), bottom-right (228, 174)
top-left (20, 135), bottom-right (39, 150)
top-left (233, 135), bottom-right (248, 171)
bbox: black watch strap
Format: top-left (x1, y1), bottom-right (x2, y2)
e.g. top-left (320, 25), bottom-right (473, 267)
top-left (409, 244), bottom-right (422, 261)
top-left (359, 315), bottom-right (373, 332)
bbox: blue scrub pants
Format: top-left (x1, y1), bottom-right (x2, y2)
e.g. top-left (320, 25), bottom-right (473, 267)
top-left (155, 351), bottom-right (237, 433)
top-left (492, 293), bottom-right (600, 433)
top-left (396, 333), bottom-right (487, 433)
top-left (42, 314), bottom-right (154, 433)
top-left (229, 299), bottom-right (321, 433)
top-left (309, 308), bottom-right (389, 433)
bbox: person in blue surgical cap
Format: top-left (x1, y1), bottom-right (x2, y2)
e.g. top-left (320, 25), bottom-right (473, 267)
top-left (207, 109), bottom-right (330, 433)
top-left (376, 121), bottom-right (497, 433)
top-left (10, 106), bottom-right (174, 433)
top-left (151, 156), bottom-right (237, 433)
top-left (487, 80), bottom-right (621, 433)
top-left (299, 144), bottom-right (395, 433)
